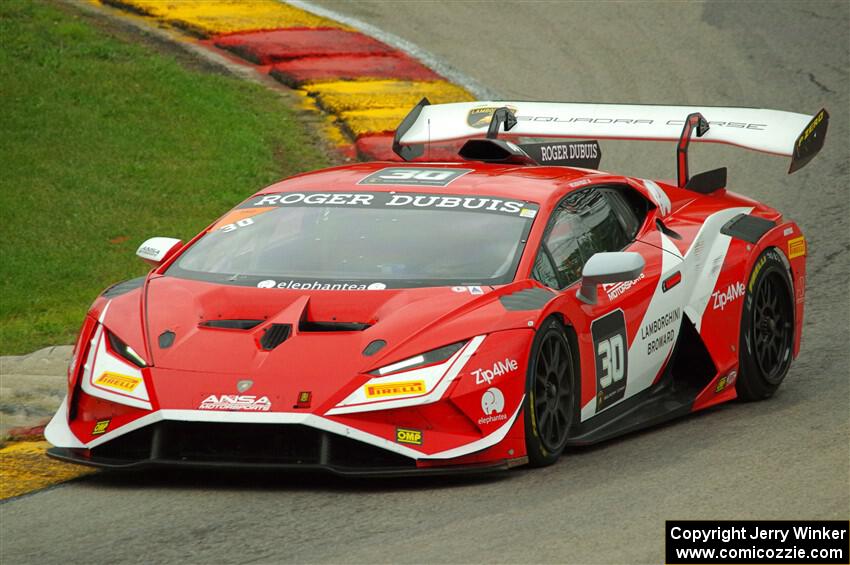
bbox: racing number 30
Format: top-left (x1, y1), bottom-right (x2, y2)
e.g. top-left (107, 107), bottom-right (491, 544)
top-left (592, 309), bottom-right (628, 411)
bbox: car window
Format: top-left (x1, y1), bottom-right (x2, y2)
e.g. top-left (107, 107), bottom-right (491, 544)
top-left (569, 189), bottom-right (630, 256)
top-left (600, 188), bottom-right (641, 240)
top-left (532, 251), bottom-right (560, 289)
top-left (535, 188), bottom-right (631, 290)
top-left (540, 206), bottom-right (585, 288)
top-left (167, 191), bottom-right (540, 289)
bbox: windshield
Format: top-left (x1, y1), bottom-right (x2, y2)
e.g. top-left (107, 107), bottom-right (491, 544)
top-left (167, 191), bottom-right (539, 289)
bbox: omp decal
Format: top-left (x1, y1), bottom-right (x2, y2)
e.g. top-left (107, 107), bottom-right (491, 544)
top-left (358, 167), bottom-right (472, 187)
top-left (788, 236), bottom-right (806, 259)
top-left (712, 281), bottom-right (746, 310)
top-left (471, 358), bottom-right (518, 385)
top-left (91, 420), bottom-right (110, 436)
top-left (199, 395), bottom-right (272, 411)
top-left (592, 310), bottom-right (628, 412)
top-left (396, 428), bottom-right (423, 445)
top-left (364, 380), bottom-right (426, 399)
top-left (94, 372), bottom-right (141, 393)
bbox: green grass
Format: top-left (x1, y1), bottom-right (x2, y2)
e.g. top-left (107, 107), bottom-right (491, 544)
top-left (0, 0), bottom-right (330, 354)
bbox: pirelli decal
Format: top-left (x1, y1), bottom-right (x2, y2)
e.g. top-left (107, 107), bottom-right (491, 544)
top-left (364, 380), bottom-right (426, 399)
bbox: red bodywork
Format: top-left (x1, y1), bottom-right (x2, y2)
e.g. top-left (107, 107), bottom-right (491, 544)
top-left (48, 161), bottom-right (807, 474)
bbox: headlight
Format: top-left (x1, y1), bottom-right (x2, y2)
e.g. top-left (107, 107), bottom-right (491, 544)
top-left (106, 331), bottom-right (147, 368)
top-left (326, 336), bottom-right (486, 416)
top-left (370, 341), bottom-right (466, 376)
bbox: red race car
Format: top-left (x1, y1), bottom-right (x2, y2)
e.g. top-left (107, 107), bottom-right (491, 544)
top-left (46, 101), bottom-right (827, 475)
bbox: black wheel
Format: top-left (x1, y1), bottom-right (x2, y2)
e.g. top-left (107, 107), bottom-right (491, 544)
top-left (524, 317), bottom-right (576, 467)
top-left (738, 248), bottom-right (795, 400)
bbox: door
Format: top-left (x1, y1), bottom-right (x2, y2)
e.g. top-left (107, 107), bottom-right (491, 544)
top-left (532, 187), bottom-right (684, 422)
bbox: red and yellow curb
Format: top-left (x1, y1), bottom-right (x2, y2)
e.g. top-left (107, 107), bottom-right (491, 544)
top-left (0, 441), bottom-right (95, 500)
top-left (3, 0), bottom-right (477, 500)
top-left (100, 0), bottom-right (475, 160)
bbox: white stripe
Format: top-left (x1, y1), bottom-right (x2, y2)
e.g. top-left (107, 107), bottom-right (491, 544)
top-left (423, 396), bottom-right (524, 460)
top-left (45, 402), bottom-right (522, 463)
top-left (326, 335), bottom-right (486, 415)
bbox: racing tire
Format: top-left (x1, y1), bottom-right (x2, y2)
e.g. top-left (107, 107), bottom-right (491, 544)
top-left (737, 248), bottom-right (795, 401)
top-left (524, 317), bottom-right (576, 467)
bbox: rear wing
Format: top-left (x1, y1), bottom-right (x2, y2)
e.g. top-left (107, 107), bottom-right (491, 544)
top-left (392, 100), bottom-right (828, 186)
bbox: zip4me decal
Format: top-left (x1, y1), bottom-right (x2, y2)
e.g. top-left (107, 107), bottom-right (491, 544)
top-left (592, 310), bottom-right (628, 411)
top-left (472, 358), bottom-right (518, 385)
top-left (713, 281), bottom-right (746, 310)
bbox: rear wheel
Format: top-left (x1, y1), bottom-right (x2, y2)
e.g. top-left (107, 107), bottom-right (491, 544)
top-left (737, 249), bottom-right (795, 400)
top-left (524, 317), bottom-right (575, 467)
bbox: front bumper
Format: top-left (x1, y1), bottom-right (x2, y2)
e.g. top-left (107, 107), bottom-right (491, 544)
top-left (46, 421), bottom-right (517, 477)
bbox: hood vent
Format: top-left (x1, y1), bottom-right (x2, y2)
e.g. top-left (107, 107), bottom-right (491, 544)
top-left (299, 321), bottom-right (371, 332)
top-left (260, 324), bottom-right (291, 350)
top-left (201, 319), bottom-right (263, 330)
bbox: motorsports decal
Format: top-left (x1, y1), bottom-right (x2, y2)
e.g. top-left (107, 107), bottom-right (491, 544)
top-left (357, 167), bottom-right (473, 187)
top-left (243, 191), bottom-right (539, 218)
top-left (592, 310), bottom-right (628, 411)
top-left (199, 395), bottom-right (272, 411)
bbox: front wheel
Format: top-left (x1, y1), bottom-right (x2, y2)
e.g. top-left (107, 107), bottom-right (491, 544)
top-left (524, 317), bottom-right (576, 467)
top-left (737, 248), bottom-right (795, 400)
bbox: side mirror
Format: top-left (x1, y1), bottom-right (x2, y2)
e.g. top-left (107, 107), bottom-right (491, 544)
top-left (136, 237), bottom-right (183, 267)
top-left (577, 252), bottom-right (645, 305)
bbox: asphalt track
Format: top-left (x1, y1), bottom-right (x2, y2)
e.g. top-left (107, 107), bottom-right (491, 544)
top-left (2, 2), bottom-right (848, 564)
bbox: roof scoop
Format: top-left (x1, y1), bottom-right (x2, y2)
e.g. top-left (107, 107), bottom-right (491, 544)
top-left (459, 139), bottom-right (536, 164)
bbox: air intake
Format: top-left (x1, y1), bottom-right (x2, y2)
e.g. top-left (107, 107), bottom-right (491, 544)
top-left (260, 324), bottom-right (291, 351)
top-left (201, 319), bottom-right (263, 330)
top-left (299, 321), bottom-right (371, 332)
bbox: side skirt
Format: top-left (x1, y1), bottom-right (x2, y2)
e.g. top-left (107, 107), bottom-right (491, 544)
top-left (567, 315), bottom-right (716, 446)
